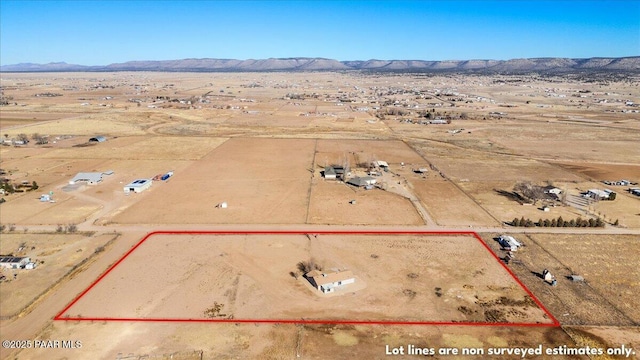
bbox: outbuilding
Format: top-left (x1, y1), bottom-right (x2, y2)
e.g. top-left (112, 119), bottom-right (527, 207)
top-left (347, 176), bottom-right (377, 187)
top-left (0, 256), bottom-right (31, 269)
top-left (323, 166), bottom-right (337, 180)
top-left (123, 179), bottom-right (152, 193)
top-left (69, 172), bottom-right (110, 185)
top-left (89, 136), bottom-right (107, 143)
top-left (373, 160), bottom-right (389, 169)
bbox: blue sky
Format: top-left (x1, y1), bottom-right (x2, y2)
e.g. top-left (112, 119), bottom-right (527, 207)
top-left (1, 0), bottom-right (638, 65)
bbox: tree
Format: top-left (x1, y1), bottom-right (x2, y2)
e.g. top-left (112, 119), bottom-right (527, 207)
top-left (512, 217), bottom-right (520, 226)
top-left (613, 219), bottom-right (619, 226)
top-left (513, 181), bottom-right (547, 205)
top-left (31, 181), bottom-right (38, 190)
top-left (551, 218), bottom-right (557, 227)
top-left (297, 259), bottom-right (322, 274)
top-left (588, 218), bottom-right (596, 227)
top-left (16, 133), bottom-right (29, 143)
top-left (31, 133), bottom-right (48, 145)
top-left (543, 219), bottom-right (551, 227)
top-left (557, 216), bottom-right (564, 227)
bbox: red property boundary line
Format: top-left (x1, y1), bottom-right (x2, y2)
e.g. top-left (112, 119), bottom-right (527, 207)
top-left (54, 230), bottom-right (560, 327)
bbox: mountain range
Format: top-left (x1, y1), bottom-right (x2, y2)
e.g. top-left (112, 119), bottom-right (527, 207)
top-left (1, 57), bottom-right (639, 73)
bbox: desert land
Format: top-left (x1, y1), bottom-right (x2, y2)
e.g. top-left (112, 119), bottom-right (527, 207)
top-left (0, 70), bottom-right (639, 359)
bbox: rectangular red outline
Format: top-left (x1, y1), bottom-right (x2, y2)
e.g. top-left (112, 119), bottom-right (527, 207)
top-left (54, 230), bottom-right (559, 327)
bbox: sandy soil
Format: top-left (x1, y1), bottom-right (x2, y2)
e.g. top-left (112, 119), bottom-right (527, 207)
top-left (110, 137), bottom-right (316, 225)
top-left (410, 180), bottom-right (498, 226)
top-left (62, 234), bottom-right (551, 325)
top-left (9, 322), bottom-right (598, 360)
top-left (307, 180), bottom-right (423, 225)
top-left (0, 233), bottom-right (116, 317)
top-left (553, 162), bottom-right (640, 182)
top-left (1, 71), bottom-right (639, 359)
top-left (480, 233), bottom-right (640, 326)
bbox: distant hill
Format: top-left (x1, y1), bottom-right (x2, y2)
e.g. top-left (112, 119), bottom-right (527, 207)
top-left (2, 57), bottom-right (639, 73)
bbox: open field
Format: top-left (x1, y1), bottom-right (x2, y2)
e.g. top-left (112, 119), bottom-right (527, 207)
top-left (0, 233), bottom-right (117, 318)
top-left (10, 322), bottom-right (623, 360)
top-left (1, 71), bottom-right (639, 359)
top-left (410, 180), bottom-right (498, 226)
top-left (61, 233), bottom-right (551, 325)
top-left (553, 162), bottom-right (640, 182)
top-left (110, 137), bottom-right (315, 224)
top-left (307, 180), bottom-right (423, 225)
top-left (0, 111), bottom-right (89, 129)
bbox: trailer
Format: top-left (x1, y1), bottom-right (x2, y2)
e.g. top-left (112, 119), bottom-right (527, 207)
top-left (161, 171), bottom-right (174, 181)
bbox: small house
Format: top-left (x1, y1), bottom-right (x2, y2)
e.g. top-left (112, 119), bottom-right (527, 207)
top-left (347, 176), bottom-right (377, 187)
top-left (306, 270), bottom-right (355, 294)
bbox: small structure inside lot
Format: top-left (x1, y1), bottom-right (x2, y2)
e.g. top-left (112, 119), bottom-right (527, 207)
top-left (305, 270), bottom-right (355, 294)
top-left (161, 171), bottom-right (173, 181)
top-left (498, 235), bottom-right (522, 251)
top-left (88, 135), bottom-right (107, 143)
top-left (569, 275), bottom-right (584, 282)
top-left (217, 202), bottom-right (228, 209)
top-left (123, 179), bottom-right (152, 193)
top-left (0, 256), bottom-right (36, 270)
top-left (373, 160), bottom-right (389, 171)
top-left (542, 269), bottom-right (557, 286)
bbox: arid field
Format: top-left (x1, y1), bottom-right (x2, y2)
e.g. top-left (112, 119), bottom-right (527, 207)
top-left (61, 233), bottom-right (551, 325)
top-left (1, 71), bottom-right (639, 359)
